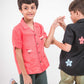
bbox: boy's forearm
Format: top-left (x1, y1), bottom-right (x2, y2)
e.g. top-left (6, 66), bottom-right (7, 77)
top-left (15, 49), bottom-right (28, 77)
top-left (54, 39), bottom-right (71, 52)
top-left (44, 26), bottom-right (56, 48)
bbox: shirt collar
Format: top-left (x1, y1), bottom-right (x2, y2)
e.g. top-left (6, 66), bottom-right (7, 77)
top-left (76, 19), bottom-right (84, 23)
top-left (20, 18), bottom-right (35, 29)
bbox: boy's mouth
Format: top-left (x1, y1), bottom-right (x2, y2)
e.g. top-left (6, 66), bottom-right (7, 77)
top-left (27, 14), bottom-right (33, 16)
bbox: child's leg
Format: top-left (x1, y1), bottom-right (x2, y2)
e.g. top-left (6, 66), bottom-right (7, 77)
top-left (59, 70), bottom-right (75, 84)
top-left (35, 71), bottom-right (48, 84)
top-left (29, 74), bottom-right (35, 84)
top-left (75, 75), bottom-right (84, 84)
top-left (19, 74), bottom-right (24, 84)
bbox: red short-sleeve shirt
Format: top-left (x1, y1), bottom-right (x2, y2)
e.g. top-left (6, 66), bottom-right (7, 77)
top-left (12, 18), bottom-right (49, 74)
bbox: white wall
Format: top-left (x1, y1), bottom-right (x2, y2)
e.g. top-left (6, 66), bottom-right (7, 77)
top-left (0, 0), bottom-right (73, 84)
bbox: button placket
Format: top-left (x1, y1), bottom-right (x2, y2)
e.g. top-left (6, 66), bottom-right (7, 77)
top-left (34, 31), bottom-right (43, 68)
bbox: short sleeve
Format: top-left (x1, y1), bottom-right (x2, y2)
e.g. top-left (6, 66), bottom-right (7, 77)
top-left (40, 24), bottom-right (47, 38)
top-left (63, 25), bottom-right (74, 45)
top-left (12, 28), bottom-right (22, 49)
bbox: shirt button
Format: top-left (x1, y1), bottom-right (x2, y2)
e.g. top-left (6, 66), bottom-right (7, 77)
top-left (34, 34), bottom-right (36, 36)
top-left (36, 43), bottom-right (38, 45)
top-left (28, 52), bottom-right (31, 54)
top-left (40, 61), bottom-right (41, 63)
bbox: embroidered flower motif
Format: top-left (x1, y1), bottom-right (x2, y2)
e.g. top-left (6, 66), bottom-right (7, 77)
top-left (65, 59), bottom-right (72, 67)
top-left (79, 36), bottom-right (84, 44)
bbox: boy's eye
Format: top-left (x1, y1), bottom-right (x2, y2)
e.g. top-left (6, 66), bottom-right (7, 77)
top-left (24, 7), bottom-right (28, 10)
top-left (31, 6), bottom-right (35, 9)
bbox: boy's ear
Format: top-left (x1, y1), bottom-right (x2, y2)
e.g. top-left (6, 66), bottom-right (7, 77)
top-left (19, 9), bottom-right (23, 15)
top-left (19, 9), bottom-right (22, 13)
top-left (76, 10), bottom-right (80, 16)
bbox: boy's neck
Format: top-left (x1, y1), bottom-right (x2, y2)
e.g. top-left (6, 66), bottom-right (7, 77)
top-left (77, 15), bottom-right (84, 21)
top-left (23, 18), bottom-right (34, 31)
top-left (23, 18), bottom-right (34, 25)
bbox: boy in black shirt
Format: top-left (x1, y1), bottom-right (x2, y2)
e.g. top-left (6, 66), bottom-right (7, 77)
top-left (53, 0), bottom-right (84, 84)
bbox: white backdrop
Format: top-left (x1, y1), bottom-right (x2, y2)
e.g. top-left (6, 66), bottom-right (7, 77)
top-left (0, 0), bottom-right (73, 84)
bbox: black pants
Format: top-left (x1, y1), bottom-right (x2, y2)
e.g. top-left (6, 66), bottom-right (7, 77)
top-left (14, 71), bottom-right (48, 84)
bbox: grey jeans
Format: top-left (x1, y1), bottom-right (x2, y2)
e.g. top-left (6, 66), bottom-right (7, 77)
top-left (14, 71), bottom-right (48, 84)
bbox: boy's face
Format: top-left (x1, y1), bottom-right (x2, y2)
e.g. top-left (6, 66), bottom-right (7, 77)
top-left (20, 3), bottom-right (37, 21)
top-left (70, 11), bottom-right (78, 23)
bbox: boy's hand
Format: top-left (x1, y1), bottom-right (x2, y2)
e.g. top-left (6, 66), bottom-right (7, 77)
top-left (51, 18), bottom-right (60, 28)
top-left (57, 16), bottom-right (66, 30)
top-left (23, 75), bottom-right (32, 84)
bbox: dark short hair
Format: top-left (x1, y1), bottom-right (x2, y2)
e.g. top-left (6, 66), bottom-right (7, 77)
top-left (69, 0), bottom-right (84, 15)
top-left (18, 0), bottom-right (39, 10)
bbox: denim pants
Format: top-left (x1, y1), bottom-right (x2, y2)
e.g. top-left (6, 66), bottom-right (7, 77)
top-left (59, 70), bottom-right (84, 84)
top-left (14, 71), bottom-right (48, 84)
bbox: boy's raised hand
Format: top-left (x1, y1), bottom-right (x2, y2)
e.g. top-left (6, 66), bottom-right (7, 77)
top-left (57, 16), bottom-right (66, 30)
top-left (51, 18), bottom-right (60, 28)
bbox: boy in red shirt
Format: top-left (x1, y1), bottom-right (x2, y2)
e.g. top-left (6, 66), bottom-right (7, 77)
top-left (11, 0), bottom-right (59, 84)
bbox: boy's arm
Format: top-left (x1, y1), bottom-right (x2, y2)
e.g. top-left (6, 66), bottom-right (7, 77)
top-left (15, 48), bottom-right (32, 84)
top-left (61, 23), bottom-right (66, 31)
top-left (57, 16), bottom-right (67, 31)
top-left (44, 16), bottom-right (67, 48)
top-left (53, 38), bottom-right (72, 52)
top-left (44, 19), bottom-right (59, 48)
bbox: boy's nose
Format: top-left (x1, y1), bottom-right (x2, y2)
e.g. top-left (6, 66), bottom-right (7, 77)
top-left (28, 8), bottom-right (32, 12)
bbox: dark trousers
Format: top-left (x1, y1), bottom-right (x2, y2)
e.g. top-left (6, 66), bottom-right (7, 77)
top-left (14, 71), bottom-right (48, 84)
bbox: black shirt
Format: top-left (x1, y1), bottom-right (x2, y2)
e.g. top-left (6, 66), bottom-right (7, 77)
top-left (59, 19), bottom-right (84, 76)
